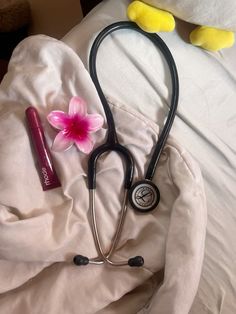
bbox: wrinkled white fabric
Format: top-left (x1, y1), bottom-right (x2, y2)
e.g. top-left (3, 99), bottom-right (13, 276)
top-left (62, 0), bottom-right (236, 313)
top-left (0, 35), bottom-right (206, 313)
top-left (143, 0), bottom-right (236, 31)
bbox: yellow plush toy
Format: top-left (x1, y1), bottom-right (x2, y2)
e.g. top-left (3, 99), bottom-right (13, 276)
top-left (127, 0), bottom-right (235, 51)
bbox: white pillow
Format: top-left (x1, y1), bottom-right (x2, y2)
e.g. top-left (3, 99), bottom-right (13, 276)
top-left (143, 0), bottom-right (236, 31)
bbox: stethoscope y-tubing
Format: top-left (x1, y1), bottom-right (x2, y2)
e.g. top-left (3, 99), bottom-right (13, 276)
top-left (89, 21), bottom-right (179, 185)
top-left (88, 142), bottom-right (134, 189)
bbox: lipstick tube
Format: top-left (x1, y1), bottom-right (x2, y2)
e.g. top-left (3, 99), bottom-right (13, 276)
top-left (25, 106), bottom-right (61, 191)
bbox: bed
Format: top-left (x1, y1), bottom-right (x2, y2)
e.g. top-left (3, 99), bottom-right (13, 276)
top-left (0, 0), bottom-right (235, 313)
top-left (64, 2), bottom-right (236, 311)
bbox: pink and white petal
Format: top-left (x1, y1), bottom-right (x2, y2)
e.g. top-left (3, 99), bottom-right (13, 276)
top-left (47, 111), bottom-right (69, 130)
top-left (86, 114), bottom-right (104, 132)
top-left (52, 131), bottom-right (74, 152)
top-left (75, 136), bottom-right (94, 154)
top-left (69, 96), bottom-right (87, 117)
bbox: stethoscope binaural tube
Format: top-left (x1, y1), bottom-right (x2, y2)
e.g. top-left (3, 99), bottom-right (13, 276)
top-left (74, 189), bottom-right (144, 267)
top-left (73, 21), bottom-right (179, 268)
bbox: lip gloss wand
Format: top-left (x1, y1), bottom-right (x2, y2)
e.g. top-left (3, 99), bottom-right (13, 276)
top-left (25, 106), bottom-right (61, 191)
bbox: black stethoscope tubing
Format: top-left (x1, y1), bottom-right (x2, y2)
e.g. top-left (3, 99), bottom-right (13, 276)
top-left (88, 21), bottom-right (179, 193)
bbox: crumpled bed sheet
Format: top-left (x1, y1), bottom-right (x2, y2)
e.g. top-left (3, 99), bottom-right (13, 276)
top-left (62, 0), bottom-right (236, 313)
top-left (0, 33), bottom-right (207, 314)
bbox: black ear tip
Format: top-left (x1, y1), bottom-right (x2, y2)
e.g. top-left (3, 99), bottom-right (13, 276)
top-left (73, 255), bottom-right (89, 266)
top-left (128, 256), bottom-right (144, 267)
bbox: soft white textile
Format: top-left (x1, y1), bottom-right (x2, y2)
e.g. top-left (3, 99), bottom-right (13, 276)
top-left (143, 0), bottom-right (236, 31)
top-left (0, 34), bottom-right (206, 313)
top-left (62, 0), bottom-right (236, 313)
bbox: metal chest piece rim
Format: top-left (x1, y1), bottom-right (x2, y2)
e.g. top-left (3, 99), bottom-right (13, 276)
top-left (128, 179), bottom-right (160, 213)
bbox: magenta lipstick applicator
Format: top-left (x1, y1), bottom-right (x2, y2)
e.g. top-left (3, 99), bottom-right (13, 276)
top-left (25, 106), bottom-right (61, 191)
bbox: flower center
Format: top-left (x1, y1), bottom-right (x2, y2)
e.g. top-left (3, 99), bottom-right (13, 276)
top-left (65, 115), bottom-right (89, 141)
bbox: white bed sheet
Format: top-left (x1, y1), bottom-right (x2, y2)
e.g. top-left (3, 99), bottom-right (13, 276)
top-left (63, 0), bottom-right (236, 313)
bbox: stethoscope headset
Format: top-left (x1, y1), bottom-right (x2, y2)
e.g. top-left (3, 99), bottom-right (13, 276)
top-left (73, 21), bottom-right (179, 268)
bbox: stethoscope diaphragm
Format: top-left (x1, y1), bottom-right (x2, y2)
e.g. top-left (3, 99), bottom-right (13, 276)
top-left (129, 180), bottom-right (160, 212)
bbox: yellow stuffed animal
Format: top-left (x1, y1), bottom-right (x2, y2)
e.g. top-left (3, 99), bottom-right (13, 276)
top-left (127, 0), bottom-right (235, 51)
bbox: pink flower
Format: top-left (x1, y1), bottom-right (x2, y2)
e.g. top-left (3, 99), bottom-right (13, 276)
top-left (47, 96), bottom-right (104, 154)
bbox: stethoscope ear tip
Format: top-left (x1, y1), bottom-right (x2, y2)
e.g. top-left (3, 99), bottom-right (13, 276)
top-left (128, 256), bottom-right (144, 267)
top-left (73, 255), bottom-right (90, 266)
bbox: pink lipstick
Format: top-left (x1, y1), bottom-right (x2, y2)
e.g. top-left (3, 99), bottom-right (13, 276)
top-left (25, 106), bottom-right (61, 191)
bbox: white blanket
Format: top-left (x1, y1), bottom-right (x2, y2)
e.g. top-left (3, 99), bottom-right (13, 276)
top-left (0, 29), bottom-right (206, 314)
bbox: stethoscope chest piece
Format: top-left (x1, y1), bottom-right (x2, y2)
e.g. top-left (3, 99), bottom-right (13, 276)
top-left (128, 180), bottom-right (160, 212)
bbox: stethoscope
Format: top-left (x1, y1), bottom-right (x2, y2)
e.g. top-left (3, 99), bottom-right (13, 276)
top-left (73, 21), bottom-right (179, 268)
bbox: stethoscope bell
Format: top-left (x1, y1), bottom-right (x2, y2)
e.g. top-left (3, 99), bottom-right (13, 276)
top-left (129, 180), bottom-right (160, 213)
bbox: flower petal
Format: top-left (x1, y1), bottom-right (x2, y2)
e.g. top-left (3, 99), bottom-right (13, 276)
top-left (86, 114), bottom-right (104, 132)
top-left (75, 136), bottom-right (94, 154)
top-left (47, 111), bottom-right (69, 130)
top-left (69, 96), bottom-right (87, 116)
top-left (52, 131), bottom-right (74, 152)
